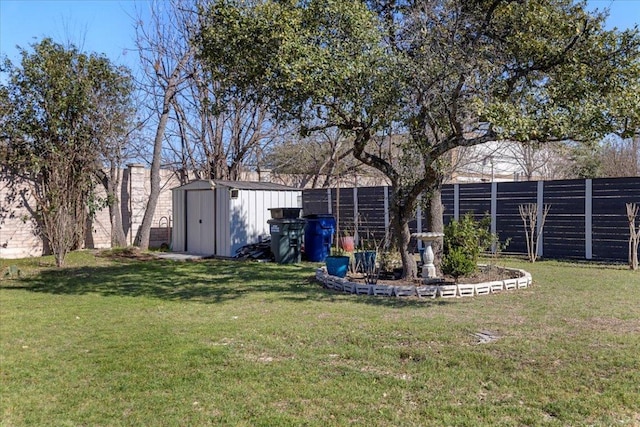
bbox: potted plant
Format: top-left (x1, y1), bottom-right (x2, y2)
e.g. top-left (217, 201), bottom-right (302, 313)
top-left (325, 246), bottom-right (350, 278)
top-left (338, 228), bottom-right (355, 252)
top-left (325, 164), bottom-right (352, 278)
top-left (353, 227), bottom-right (380, 283)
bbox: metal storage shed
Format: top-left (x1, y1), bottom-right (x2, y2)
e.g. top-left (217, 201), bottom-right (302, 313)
top-left (171, 180), bottom-right (302, 256)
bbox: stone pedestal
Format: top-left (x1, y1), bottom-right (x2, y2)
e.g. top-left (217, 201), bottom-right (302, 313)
top-left (422, 240), bottom-right (437, 278)
top-left (412, 232), bottom-right (445, 280)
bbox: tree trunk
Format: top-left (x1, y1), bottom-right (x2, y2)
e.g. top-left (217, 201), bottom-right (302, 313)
top-left (133, 9), bottom-right (194, 248)
top-left (135, 90), bottom-right (173, 250)
top-left (426, 188), bottom-right (444, 275)
top-left (110, 201), bottom-right (127, 247)
top-left (97, 167), bottom-right (127, 247)
top-left (107, 167), bottom-right (127, 248)
top-left (389, 193), bottom-right (418, 280)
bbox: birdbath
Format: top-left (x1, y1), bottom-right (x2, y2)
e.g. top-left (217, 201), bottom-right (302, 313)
top-left (412, 232), bottom-right (445, 280)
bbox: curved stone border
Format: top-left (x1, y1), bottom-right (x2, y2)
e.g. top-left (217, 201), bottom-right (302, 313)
top-left (314, 265), bottom-right (532, 299)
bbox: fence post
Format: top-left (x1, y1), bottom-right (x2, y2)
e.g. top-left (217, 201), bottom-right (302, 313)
top-left (585, 179), bottom-right (593, 260)
top-left (491, 182), bottom-right (498, 253)
top-left (353, 186), bottom-right (359, 245)
top-left (384, 186), bottom-right (390, 237)
top-left (416, 194), bottom-right (423, 250)
top-left (536, 181), bottom-right (544, 258)
top-left (327, 188), bottom-right (332, 214)
top-left (454, 184), bottom-right (460, 221)
top-left (127, 163), bottom-right (147, 246)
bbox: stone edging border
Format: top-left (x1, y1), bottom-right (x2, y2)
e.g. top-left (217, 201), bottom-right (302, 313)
top-left (314, 265), bottom-right (532, 298)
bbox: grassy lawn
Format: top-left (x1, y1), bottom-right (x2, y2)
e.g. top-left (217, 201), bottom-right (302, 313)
top-left (1, 251), bottom-right (639, 426)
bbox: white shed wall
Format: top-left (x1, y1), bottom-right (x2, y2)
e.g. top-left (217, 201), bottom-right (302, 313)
top-left (228, 189), bottom-right (301, 256)
top-left (172, 182), bottom-right (302, 257)
top-left (171, 189), bottom-right (186, 252)
top-left (215, 187), bottom-right (231, 257)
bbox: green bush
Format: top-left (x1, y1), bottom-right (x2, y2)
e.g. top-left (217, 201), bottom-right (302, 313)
top-left (442, 213), bottom-right (493, 277)
top-left (441, 247), bottom-right (476, 278)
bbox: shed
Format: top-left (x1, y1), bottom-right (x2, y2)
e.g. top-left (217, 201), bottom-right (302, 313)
top-left (171, 180), bottom-right (302, 256)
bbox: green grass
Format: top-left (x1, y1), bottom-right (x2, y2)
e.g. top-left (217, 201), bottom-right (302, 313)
top-left (1, 252), bottom-right (639, 426)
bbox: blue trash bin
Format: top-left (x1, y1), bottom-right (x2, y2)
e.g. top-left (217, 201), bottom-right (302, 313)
top-left (304, 214), bottom-right (336, 262)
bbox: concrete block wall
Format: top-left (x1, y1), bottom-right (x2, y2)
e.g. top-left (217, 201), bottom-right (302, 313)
top-left (0, 166), bottom-right (181, 259)
top-left (84, 179), bottom-right (114, 250)
top-left (0, 176), bottom-right (44, 258)
top-left (127, 165), bottom-right (179, 248)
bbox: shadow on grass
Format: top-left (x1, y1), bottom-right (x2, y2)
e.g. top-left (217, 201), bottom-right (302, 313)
top-left (4, 259), bottom-right (309, 304)
top-left (284, 289), bottom-right (454, 308)
top-left (1, 258), bottom-right (451, 308)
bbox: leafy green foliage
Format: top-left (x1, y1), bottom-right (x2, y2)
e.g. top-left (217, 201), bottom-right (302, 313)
top-left (442, 213), bottom-right (493, 277)
top-left (198, 0), bottom-right (395, 125)
top-left (1, 39), bottom-right (133, 266)
top-left (441, 247), bottom-right (476, 279)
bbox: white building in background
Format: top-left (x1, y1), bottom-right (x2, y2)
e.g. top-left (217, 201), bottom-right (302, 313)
top-left (449, 140), bottom-right (569, 183)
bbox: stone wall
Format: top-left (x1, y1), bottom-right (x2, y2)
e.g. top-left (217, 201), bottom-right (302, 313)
top-left (0, 175), bottom-right (44, 258)
top-left (0, 165), bottom-right (181, 259)
top-left (125, 165), bottom-right (180, 249)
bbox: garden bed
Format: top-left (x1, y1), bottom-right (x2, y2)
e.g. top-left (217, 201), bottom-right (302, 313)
top-left (315, 264), bottom-right (532, 298)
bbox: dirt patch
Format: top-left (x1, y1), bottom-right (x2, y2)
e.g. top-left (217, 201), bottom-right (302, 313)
top-left (96, 247), bottom-right (158, 262)
top-left (347, 265), bottom-right (520, 287)
top-left (441, 265), bottom-right (521, 284)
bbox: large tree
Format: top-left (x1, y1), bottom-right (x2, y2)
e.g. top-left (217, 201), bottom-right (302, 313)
top-left (1, 39), bottom-right (134, 266)
top-left (198, 0), bottom-right (640, 278)
top-left (134, 0), bottom-right (282, 249)
top-left (134, 0), bottom-right (196, 250)
top-left (93, 96), bottom-right (139, 248)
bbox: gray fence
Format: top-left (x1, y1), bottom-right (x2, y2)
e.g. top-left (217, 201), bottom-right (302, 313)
top-left (302, 177), bottom-right (640, 262)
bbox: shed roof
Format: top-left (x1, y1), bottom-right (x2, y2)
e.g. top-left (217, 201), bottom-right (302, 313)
top-left (172, 180), bottom-right (301, 192)
top-left (215, 180), bottom-right (301, 191)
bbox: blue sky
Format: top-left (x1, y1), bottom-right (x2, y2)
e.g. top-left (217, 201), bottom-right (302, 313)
top-left (1, 0), bottom-right (639, 71)
top-left (0, 0), bottom-right (151, 70)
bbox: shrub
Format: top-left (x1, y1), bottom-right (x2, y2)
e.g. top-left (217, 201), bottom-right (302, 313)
top-left (442, 213), bottom-right (493, 277)
top-left (441, 247), bottom-right (476, 278)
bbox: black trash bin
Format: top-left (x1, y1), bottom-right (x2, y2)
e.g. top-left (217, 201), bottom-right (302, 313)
top-left (268, 208), bottom-right (305, 264)
top-left (304, 214), bottom-right (336, 262)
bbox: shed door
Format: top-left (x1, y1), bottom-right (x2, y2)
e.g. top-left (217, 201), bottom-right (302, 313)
top-left (186, 190), bottom-right (215, 255)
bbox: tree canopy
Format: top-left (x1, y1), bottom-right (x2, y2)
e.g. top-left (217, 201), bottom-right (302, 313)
top-left (1, 38), bottom-right (134, 266)
top-left (197, 0), bottom-right (640, 278)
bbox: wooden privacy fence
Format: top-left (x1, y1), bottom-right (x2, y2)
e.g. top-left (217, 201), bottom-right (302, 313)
top-left (302, 177), bottom-right (640, 262)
